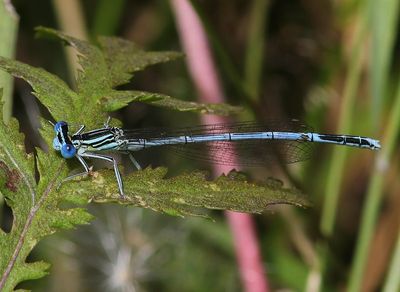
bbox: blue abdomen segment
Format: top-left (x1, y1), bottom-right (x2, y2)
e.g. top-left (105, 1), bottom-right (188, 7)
top-left (121, 131), bottom-right (381, 150)
top-left (313, 134), bottom-right (381, 149)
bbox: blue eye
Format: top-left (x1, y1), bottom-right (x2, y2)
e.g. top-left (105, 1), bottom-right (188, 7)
top-left (54, 121), bottom-right (67, 132)
top-left (61, 144), bottom-right (76, 158)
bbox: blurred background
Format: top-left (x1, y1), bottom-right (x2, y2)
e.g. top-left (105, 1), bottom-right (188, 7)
top-left (0, 0), bottom-right (399, 291)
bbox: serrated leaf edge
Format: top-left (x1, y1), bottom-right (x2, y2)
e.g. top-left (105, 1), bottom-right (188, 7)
top-left (0, 162), bottom-right (64, 290)
top-left (0, 140), bottom-right (35, 205)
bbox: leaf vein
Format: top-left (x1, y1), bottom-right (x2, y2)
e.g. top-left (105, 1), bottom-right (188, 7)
top-left (0, 162), bottom-right (63, 289)
top-left (0, 142), bottom-right (35, 205)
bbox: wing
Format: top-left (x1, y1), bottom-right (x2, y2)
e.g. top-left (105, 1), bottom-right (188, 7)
top-left (122, 120), bottom-right (314, 166)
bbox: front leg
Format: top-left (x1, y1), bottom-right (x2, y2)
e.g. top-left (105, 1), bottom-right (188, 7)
top-left (58, 155), bottom-right (92, 188)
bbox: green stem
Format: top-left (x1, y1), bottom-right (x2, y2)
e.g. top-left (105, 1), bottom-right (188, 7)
top-left (383, 227), bottom-right (400, 292)
top-left (91, 0), bottom-right (126, 36)
top-left (348, 66), bottom-right (400, 292)
top-left (315, 4), bottom-right (369, 291)
top-left (320, 11), bottom-right (368, 238)
top-left (244, 0), bottom-right (269, 101)
top-left (51, 0), bottom-right (88, 84)
top-left (370, 0), bottom-right (400, 124)
top-left (189, 0), bottom-right (253, 102)
top-left (0, 0), bottom-right (19, 123)
top-left (0, 0), bottom-right (19, 220)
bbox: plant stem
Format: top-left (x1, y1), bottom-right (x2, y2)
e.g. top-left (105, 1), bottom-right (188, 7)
top-left (91, 0), bottom-right (126, 36)
top-left (315, 3), bottom-right (369, 290)
top-left (382, 227), bottom-right (400, 292)
top-left (0, 0), bottom-right (18, 223)
top-left (0, 0), bottom-right (18, 123)
top-left (320, 12), bottom-right (367, 238)
top-left (244, 0), bottom-right (269, 101)
top-left (189, 1), bottom-right (254, 103)
top-left (370, 0), bottom-right (400, 124)
top-left (170, 1), bottom-right (269, 291)
top-left (51, 0), bottom-right (88, 84)
top-left (348, 65), bottom-right (400, 292)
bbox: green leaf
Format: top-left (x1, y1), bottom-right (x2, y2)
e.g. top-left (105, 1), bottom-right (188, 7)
top-left (62, 167), bottom-right (310, 218)
top-left (102, 90), bottom-right (242, 114)
top-left (0, 118), bottom-right (93, 291)
top-left (0, 56), bottom-right (79, 123)
top-left (35, 26), bottom-right (237, 116)
top-left (0, 118), bottom-right (35, 204)
top-left (97, 35), bottom-right (183, 87)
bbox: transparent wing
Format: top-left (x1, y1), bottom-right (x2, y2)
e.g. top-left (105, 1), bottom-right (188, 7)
top-left (166, 140), bottom-right (313, 166)
top-left (122, 120), bottom-right (314, 166)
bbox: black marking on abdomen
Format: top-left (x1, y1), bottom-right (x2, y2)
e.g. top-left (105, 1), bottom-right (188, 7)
top-left (360, 138), bottom-right (371, 147)
top-left (318, 134), bottom-right (344, 143)
top-left (344, 136), bottom-right (361, 146)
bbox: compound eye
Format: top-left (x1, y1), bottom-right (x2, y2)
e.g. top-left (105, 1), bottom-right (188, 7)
top-left (54, 121), bottom-right (67, 132)
top-left (61, 144), bottom-right (76, 159)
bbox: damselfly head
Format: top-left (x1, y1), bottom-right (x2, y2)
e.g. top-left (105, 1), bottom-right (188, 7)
top-left (54, 121), bottom-right (68, 133)
top-left (61, 144), bottom-right (77, 158)
top-left (53, 121), bottom-right (77, 158)
top-left (53, 137), bottom-right (76, 158)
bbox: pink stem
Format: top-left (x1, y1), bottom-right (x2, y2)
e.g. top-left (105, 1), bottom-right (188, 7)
top-left (170, 1), bottom-right (269, 291)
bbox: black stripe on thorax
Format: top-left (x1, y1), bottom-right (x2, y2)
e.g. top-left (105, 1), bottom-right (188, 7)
top-left (91, 136), bottom-right (117, 148)
top-left (77, 128), bottom-right (115, 140)
top-left (73, 128), bottom-right (117, 148)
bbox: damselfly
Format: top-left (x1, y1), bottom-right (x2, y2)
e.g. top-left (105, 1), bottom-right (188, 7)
top-left (52, 119), bottom-right (381, 198)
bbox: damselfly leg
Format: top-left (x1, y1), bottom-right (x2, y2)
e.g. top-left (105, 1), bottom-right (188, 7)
top-left (59, 153), bottom-right (126, 199)
top-left (73, 125), bottom-right (86, 136)
top-left (81, 152), bottom-right (126, 198)
top-left (58, 155), bottom-right (91, 189)
top-left (122, 152), bottom-right (142, 170)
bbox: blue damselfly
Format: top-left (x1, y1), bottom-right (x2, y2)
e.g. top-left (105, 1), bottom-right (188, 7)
top-left (52, 119), bottom-right (380, 197)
